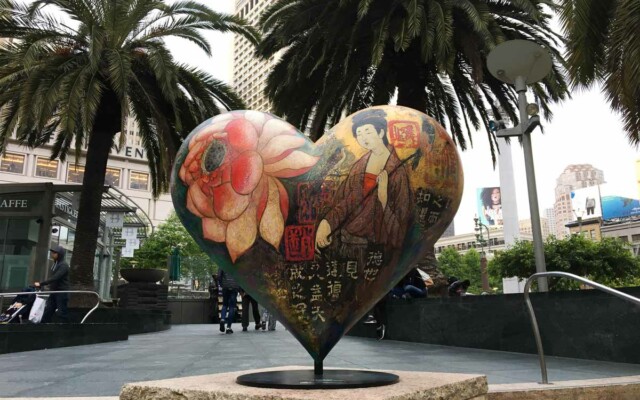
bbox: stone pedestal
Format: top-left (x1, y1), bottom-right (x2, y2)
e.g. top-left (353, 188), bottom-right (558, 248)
top-left (120, 366), bottom-right (487, 400)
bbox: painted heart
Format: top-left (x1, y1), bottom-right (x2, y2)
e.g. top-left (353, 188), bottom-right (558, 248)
top-left (171, 106), bottom-right (463, 363)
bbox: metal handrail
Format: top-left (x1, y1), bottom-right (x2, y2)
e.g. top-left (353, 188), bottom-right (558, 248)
top-left (524, 272), bottom-right (640, 384)
top-left (0, 290), bottom-right (102, 324)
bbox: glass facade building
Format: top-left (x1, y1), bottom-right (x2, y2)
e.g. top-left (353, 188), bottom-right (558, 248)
top-left (0, 183), bottom-right (152, 298)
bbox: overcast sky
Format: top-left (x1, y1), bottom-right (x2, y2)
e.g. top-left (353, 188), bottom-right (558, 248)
top-left (163, 1), bottom-right (640, 234)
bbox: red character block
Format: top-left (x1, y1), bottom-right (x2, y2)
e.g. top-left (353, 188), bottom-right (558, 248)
top-left (388, 120), bottom-right (419, 148)
top-left (284, 225), bottom-right (316, 261)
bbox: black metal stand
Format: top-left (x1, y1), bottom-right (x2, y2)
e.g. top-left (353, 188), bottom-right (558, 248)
top-left (236, 368), bottom-right (399, 389)
top-left (314, 360), bottom-right (323, 375)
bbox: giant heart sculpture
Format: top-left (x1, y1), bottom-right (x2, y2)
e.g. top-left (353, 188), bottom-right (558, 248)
top-left (171, 105), bottom-right (463, 367)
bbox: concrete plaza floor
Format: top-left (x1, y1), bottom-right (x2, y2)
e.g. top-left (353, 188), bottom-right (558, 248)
top-left (1, 324), bottom-right (640, 398)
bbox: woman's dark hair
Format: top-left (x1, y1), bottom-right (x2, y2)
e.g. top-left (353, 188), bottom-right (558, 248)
top-left (351, 109), bottom-right (389, 145)
top-left (481, 187), bottom-right (500, 208)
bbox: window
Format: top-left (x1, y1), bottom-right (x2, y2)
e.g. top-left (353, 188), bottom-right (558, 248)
top-left (129, 171), bottom-right (149, 190)
top-left (0, 153), bottom-right (25, 174)
top-left (619, 236), bottom-right (629, 243)
top-left (35, 158), bottom-right (59, 178)
top-left (67, 164), bottom-right (85, 183)
top-left (632, 234), bottom-right (640, 242)
top-left (105, 167), bottom-right (121, 187)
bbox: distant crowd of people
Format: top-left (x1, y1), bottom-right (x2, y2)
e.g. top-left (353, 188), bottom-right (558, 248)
top-left (208, 270), bottom-right (276, 334)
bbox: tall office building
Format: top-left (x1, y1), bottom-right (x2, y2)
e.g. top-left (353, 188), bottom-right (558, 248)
top-left (233, 0), bottom-right (277, 112)
top-left (441, 222), bottom-right (455, 238)
top-left (519, 218), bottom-right (550, 239)
top-left (553, 164), bottom-right (605, 237)
top-left (545, 207), bottom-right (557, 237)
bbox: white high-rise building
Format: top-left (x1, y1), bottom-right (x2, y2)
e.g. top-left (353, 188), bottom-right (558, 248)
top-left (233, 0), bottom-right (278, 112)
top-left (545, 207), bottom-right (557, 237)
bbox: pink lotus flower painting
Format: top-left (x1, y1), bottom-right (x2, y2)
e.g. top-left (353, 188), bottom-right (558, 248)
top-left (178, 111), bottom-right (319, 262)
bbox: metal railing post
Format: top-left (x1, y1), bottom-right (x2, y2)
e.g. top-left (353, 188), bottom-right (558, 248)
top-left (0, 290), bottom-right (102, 324)
top-left (524, 272), bottom-right (640, 384)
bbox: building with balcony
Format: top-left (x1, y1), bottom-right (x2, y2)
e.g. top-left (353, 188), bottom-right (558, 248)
top-left (434, 226), bottom-right (533, 259)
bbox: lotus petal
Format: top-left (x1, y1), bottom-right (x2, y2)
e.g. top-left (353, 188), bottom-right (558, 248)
top-left (212, 182), bottom-right (250, 221)
top-left (202, 215), bottom-right (227, 243)
top-left (230, 151), bottom-right (263, 195)
top-left (187, 184), bottom-right (215, 218)
top-left (257, 119), bottom-right (296, 151)
top-left (259, 178), bottom-right (285, 250)
top-left (183, 141), bottom-right (205, 173)
top-left (273, 177), bottom-right (289, 222)
top-left (209, 112), bottom-right (233, 125)
top-left (260, 135), bottom-right (306, 163)
top-left (244, 110), bottom-right (268, 132)
top-left (263, 150), bottom-right (319, 178)
top-left (226, 204), bottom-right (258, 262)
top-left (226, 119), bottom-right (258, 152)
top-left (252, 177), bottom-right (269, 222)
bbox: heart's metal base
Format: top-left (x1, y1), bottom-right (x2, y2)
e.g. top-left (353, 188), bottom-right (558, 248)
top-left (236, 369), bottom-right (399, 389)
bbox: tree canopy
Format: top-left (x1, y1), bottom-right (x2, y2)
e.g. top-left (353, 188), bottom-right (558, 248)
top-left (437, 247), bottom-right (487, 294)
top-left (489, 235), bottom-right (640, 290)
top-left (0, 0), bottom-right (258, 287)
top-left (123, 213), bottom-right (216, 287)
top-left (559, 0), bottom-right (640, 144)
top-left (257, 0), bottom-right (569, 161)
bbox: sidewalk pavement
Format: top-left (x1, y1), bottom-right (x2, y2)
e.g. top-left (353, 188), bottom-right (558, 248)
top-left (1, 324), bottom-right (639, 398)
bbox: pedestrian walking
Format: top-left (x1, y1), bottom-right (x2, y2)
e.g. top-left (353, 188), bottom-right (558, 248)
top-left (34, 246), bottom-right (69, 323)
top-left (218, 269), bottom-right (239, 334)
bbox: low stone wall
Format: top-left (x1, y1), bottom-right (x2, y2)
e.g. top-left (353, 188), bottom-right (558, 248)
top-left (0, 308), bottom-right (171, 354)
top-left (168, 299), bottom-right (245, 324)
top-left (349, 287), bottom-right (640, 364)
top-left (69, 308), bottom-right (172, 334)
top-left (0, 323), bottom-right (128, 354)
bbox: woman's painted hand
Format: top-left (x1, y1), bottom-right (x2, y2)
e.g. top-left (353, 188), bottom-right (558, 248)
top-left (377, 170), bottom-right (388, 209)
top-left (315, 219), bottom-right (332, 250)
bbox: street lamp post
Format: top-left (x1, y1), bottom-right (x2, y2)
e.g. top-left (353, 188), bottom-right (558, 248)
top-left (474, 216), bottom-right (491, 292)
top-left (487, 40), bottom-right (552, 292)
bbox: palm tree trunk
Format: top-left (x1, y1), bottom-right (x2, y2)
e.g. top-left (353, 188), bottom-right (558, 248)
top-left (69, 129), bottom-right (115, 288)
top-left (69, 92), bottom-right (121, 293)
top-left (395, 42), bottom-right (447, 296)
top-left (396, 42), bottom-right (429, 112)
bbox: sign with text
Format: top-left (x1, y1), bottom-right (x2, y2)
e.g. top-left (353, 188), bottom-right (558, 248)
top-left (120, 227), bottom-right (138, 239)
top-left (105, 212), bottom-right (125, 228)
top-left (121, 247), bottom-right (135, 258)
top-left (0, 193), bottom-right (43, 214)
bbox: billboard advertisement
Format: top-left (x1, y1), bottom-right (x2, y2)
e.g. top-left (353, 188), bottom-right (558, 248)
top-left (601, 196), bottom-right (640, 220)
top-left (477, 187), bottom-right (502, 226)
top-left (570, 186), bottom-right (602, 220)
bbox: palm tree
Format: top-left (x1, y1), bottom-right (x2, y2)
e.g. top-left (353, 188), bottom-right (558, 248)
top-left (0, 0), bottom-right (259, 289)
top-left (258, 0), bottom-right (569, 157)
top-left (558, 0), bottom-right (640, 144)
top-left (257, 0), bottom-right (570, 292)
